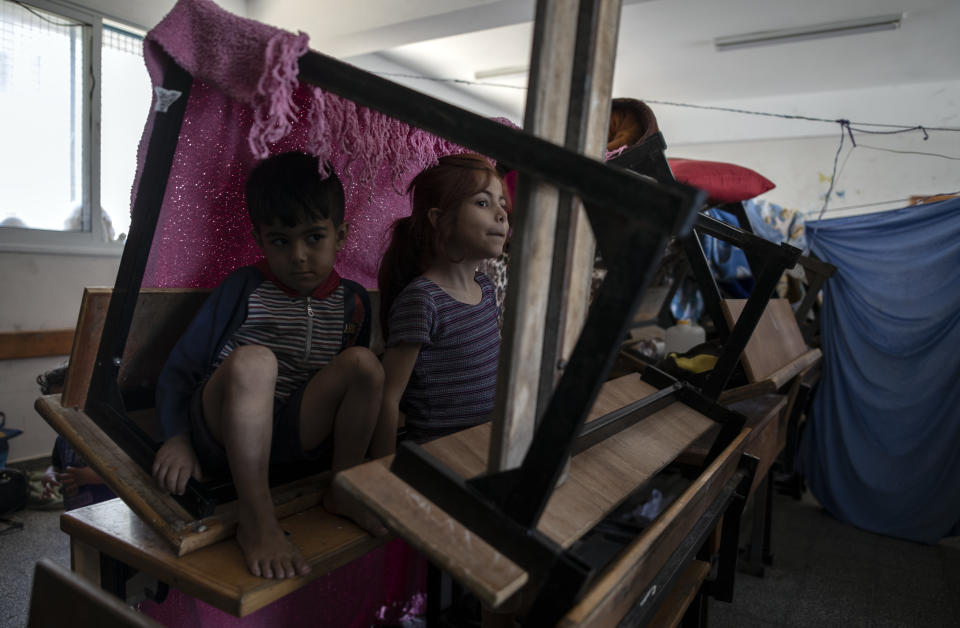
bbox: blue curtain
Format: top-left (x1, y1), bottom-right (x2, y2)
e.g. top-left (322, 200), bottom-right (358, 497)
top-left (800, 197), bottom-right (960, 543)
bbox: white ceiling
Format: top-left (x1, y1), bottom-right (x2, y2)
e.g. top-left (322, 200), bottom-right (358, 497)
top-left (248, 0), bottom-right (960, 131)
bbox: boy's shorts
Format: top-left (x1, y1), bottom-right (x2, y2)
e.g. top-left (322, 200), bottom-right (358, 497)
top-left (188, 378), bottom-right (333, 480)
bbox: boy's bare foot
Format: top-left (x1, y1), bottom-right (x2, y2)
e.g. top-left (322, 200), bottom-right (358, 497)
top-left (235, 506), bottom-right (311, 579)
top-left (323, 481), bottom-right (389, 537)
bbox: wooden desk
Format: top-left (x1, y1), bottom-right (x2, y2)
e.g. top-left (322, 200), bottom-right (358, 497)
top-left (61, 498), bottom-right (386, 617)
top-left (58, 381), bottom-right (753, 626)
top-left (56, 374), bottom-right (757, 624)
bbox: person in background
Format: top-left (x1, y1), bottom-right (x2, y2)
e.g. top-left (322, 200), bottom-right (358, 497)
top-left (37, 366), bottom-right (115, 510)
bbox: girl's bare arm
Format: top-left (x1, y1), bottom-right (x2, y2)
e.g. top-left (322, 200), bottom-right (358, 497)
top-left (377, 342), bottom-right (421, 455)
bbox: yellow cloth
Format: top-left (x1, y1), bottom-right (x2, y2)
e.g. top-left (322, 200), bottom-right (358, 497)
top-left (670, 353), bottom-right (717, 374)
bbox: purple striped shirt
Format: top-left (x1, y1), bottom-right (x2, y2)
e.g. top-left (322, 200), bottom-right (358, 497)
top-left (388, 273), bottom-right (500, 440)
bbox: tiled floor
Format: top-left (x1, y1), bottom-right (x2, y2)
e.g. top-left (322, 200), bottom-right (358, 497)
top-left (711, 490), bottom-right (960, 627)
top-left (0, 507), bottom-right (71, 628)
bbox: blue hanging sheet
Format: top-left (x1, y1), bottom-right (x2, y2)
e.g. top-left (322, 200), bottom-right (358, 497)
top-left (801, 197), bottom-right (960, 543)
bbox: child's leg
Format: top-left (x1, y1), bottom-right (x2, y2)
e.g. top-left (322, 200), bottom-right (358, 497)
top-left (297, 346), bottom-right (390, 534)
top-left (202, 344), bottom-right (310, 579)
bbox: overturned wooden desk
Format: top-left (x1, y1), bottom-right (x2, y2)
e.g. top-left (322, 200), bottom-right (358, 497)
top-left (337, 373), bottom-right (757, 625)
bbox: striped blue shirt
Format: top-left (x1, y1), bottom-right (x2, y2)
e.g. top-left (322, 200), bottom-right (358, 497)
top-left (388, 273), bottom-right (500, 440)
top-left (215, 280), bottom-right (345, 401)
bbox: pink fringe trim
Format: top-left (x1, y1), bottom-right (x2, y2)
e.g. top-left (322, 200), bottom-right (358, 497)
top-left (248, 37), bottom-right (521, 183)
top-left (303, 86), bottom-right (471, 188)
top-left (248, 31), bottom-right (310, 159)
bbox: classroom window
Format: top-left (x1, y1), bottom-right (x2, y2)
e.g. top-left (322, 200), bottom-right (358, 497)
top-left (100, 23), bottom-right (151, 243)
top-left (0, 0), bottom-right (150, 253)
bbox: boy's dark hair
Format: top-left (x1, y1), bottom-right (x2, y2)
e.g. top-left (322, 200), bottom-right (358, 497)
top-left (245, 152), bottom-right (345, 229)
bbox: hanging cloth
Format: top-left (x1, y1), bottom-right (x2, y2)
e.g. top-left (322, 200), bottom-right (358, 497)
top-left (800, 197), bottom-right (960, 543)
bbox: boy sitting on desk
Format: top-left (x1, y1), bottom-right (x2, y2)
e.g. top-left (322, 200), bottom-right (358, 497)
top-left (153, 152), bottom-right (394, 580)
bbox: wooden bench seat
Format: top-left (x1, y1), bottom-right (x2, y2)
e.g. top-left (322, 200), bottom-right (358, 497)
top-left (43, 285), bottom-right (751, 623)
top-left (61, 497), bottom-right (385, 617)
top-left (37, 282), bottom-right (395, 617)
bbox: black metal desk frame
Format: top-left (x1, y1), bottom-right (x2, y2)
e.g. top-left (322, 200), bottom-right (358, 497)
top-left (609, 137), bottom-right (806, 400)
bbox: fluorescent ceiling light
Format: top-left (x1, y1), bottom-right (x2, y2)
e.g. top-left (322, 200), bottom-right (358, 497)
top-left (474, 65), bottom-right (529, 80)
top-left (715, 13), bottom-right (902, 51)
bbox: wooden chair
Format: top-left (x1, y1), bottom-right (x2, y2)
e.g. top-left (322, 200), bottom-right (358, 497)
top-left (610, 133), bottom-right (826, 583)
top-left (37, 285), bottom-right (387, 557)
top-left (794, 252), bottom-right (837, 347)
top-left (61, 287), bottom-right (208, 411)
top-left (714, 200), bottom-right (837, 349)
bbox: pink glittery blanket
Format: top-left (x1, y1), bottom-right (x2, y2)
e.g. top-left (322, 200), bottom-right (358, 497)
top-left (137, 0), bottom-right (514, 289)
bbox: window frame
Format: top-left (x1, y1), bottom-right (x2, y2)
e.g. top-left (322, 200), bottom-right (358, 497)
top-left (0, 0), bottom-right (146, 257)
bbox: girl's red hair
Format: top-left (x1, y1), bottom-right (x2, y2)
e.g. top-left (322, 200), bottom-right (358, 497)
top-left (378, 153), bottom-right (510, 338)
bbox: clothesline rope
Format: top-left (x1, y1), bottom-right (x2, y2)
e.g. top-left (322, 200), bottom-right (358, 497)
top-left (375, 71), bottom-right (960, 217)
top-left (809, 190), bottom-right (960, 216)
top-left (374, 71), bottom-right (960, 136)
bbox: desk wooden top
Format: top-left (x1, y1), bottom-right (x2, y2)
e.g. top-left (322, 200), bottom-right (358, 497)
top-left (336, 373), bottom-right (716, 607)
top-left (722, 299), bottom-right (820, 389)
top-left (61, 498), bottom-right (386, 617)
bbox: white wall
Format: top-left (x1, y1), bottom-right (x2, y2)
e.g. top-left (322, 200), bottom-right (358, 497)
top-left (1, 253), bottom-right (122, 462)
top-left (247, 0), bottom-right (530, 59)
top-left (343, 53), bottom-right (517, 120)
top-left (656, 81), bottom-right (960, 146)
